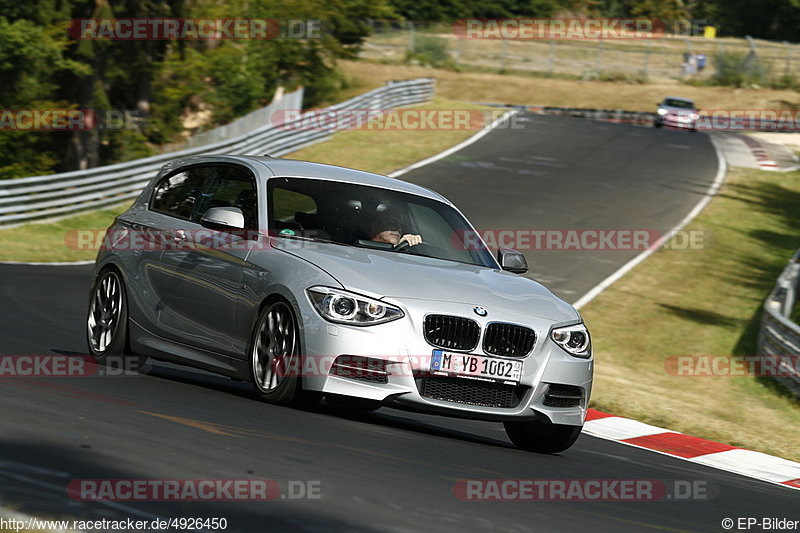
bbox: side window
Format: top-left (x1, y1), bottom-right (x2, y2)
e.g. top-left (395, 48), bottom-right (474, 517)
top-left (271, 187), bottom-right (318, 230)
top-left (194, 166), bottom-right (258, 229)
top-left (150, 165), bottom-right (258, 228)
top-left (150, 167), bottom-right (209, 220)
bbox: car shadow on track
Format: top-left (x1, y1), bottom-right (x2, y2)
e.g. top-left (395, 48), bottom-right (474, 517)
top-left (142, 361), bottom-right (516, 452)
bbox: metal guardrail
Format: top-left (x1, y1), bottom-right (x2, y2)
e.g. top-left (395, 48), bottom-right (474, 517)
top-left (480, 102), bottom-right (656, 126)
top-left (0, 78), bottom-right (435, 226)
top-left (758, 248), bottom-right (800, 395)
top-left (527, 106), bottom-right (656, 126)
top-left (486, 102), bottom-right (800, 134)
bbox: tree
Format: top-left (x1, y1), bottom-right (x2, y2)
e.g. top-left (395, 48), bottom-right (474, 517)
top-left (0, 0), bottom-right (390, 178)
top-left (703, 0), bottom-right (800, 41)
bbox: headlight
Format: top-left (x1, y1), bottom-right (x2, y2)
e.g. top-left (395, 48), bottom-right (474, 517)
top-left (657, 108), bottom-right (668, 116)
top-left (307, 286), bottom-right (404, 326)
top-left (551, 323), bottom-right (591, 358)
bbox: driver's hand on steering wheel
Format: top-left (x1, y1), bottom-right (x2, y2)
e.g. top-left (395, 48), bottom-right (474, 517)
top-left (399, 234), bottom-right (422, 247)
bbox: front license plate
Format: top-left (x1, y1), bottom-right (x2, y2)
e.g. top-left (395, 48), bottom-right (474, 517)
top-left (430, 350), bottom-right (522, 383)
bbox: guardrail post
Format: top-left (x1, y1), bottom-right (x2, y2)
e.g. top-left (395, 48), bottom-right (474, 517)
top-left (500, 38), bottom-right (509, 71)
top-left (595, 36), bottom-right (604, 73)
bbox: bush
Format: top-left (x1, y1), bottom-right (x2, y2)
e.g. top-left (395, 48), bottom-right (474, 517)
top-left (708, 51), bottom-right (771, 88)
top-left (771, 74), bottom-right (800, 91)
top-left (579, 70), bottom-right (648, 84)
top-left (406, 35), bottom-right (454, 69)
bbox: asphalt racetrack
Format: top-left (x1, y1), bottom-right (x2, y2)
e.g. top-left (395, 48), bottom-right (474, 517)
top-left (1, 115), bottom-right (796, 532)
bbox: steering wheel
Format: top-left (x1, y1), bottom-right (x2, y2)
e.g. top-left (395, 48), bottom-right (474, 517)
top-left (392, 241), bottom-right (445, 258)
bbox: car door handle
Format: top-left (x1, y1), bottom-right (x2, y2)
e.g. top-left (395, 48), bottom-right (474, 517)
top-left (170, 229), bottom-right (186, 245)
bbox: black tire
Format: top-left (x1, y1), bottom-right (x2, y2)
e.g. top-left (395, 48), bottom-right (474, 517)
top-left (86, 269), bottom-right (129, 360)
top-left (325, 394), bottom-right (382, 413)
top-left (504, 420), bottom-right (582, 454)
top-left (249, 299), bottom-right (320, 408)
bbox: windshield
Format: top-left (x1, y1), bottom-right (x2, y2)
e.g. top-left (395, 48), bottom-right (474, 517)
top-left (663, 99), bottom-right (695, 109)
top-left (267, 177), bottom-right (497, 268)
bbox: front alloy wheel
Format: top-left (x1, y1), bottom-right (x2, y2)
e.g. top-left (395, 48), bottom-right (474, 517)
top-left (250, 300), bottom-right (318, 407)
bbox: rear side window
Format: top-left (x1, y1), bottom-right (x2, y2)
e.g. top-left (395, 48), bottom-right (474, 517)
top-left (151, 168), bottom-right (209, 220)
top-left (150, 164), bottom-right (258, 228)
top-left (194, 166), bottom-right (258, 229)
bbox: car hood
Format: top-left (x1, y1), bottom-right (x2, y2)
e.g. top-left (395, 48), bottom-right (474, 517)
top-left (272, 241), bottom-right (578, 322)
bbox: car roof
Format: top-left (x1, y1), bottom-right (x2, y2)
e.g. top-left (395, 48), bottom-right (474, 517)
top-left (166, 154), bottom-right (451, 204)
top-left (662, 97), bottom-right (695, 105)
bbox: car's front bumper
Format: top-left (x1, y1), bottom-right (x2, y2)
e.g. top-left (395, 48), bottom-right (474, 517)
top-left (299, 297), bottom-right (593, 427)
top-left (663, 116), bottom-right (697, 129)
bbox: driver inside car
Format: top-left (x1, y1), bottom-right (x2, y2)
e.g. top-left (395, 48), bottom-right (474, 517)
top-left (370, 215), bottom-right (422, 247)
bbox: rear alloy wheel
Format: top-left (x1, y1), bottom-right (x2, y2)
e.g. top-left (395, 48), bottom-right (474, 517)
top-left (250, 300), bottom-right (319, 407)
top-left (87, 269), bottom-right (128, 359)
top-left (504, 420), bottom-right (582, 454)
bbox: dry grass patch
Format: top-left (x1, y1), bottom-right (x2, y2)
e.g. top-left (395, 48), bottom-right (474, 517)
top-left (339, 60), bottom-right (799, 111)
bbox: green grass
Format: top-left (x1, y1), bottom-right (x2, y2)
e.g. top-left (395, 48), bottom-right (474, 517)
top-left (0, 97), bottom-right (494, 262)
top-left (0, 203), bottom-right (132, 262)
top-left (581, 166), bottom-right (800, 461)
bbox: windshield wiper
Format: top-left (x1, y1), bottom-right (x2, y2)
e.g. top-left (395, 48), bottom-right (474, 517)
top-left (354, 239), bottom-right (394, 251)
top-left (277, 234), bottom-right (340, 246)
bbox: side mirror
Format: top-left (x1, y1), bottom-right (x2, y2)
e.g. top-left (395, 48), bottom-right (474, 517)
top-left (201, 207), bottom-right (245, 230)
top-left (498, 248), bottom-right (528, 274)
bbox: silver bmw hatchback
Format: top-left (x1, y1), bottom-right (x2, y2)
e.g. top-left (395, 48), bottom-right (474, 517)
top-left (87, 155), bottom-right (593, 453)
